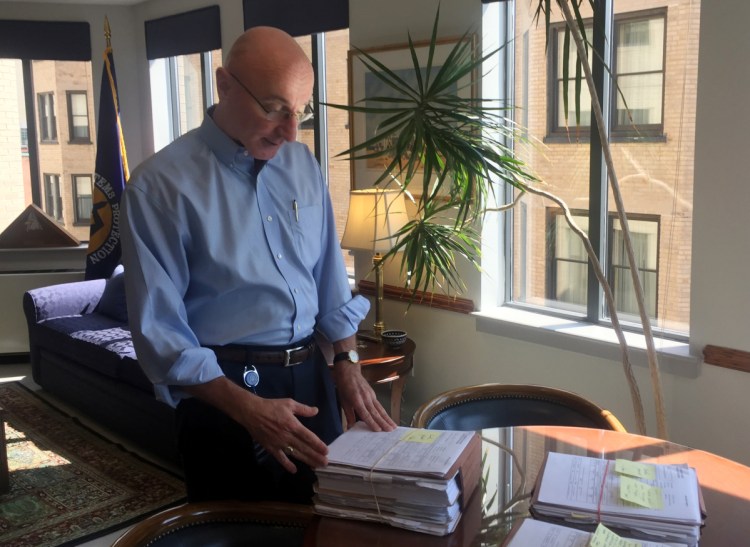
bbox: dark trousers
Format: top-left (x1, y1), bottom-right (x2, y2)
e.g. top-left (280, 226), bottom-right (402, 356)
top-left (175, 348), bottom-right (342, 503)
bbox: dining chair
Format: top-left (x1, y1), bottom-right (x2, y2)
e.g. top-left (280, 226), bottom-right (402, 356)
top-left (111, 500), bottom-right (315, 547)
top-left (410, 383), bottom-right (627, 432)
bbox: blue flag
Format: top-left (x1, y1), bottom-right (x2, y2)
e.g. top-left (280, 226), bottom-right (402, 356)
top-left (85, 37), bottom-right (129, 280)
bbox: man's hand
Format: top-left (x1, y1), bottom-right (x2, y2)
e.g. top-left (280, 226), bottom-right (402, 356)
top-left (185, 377), bottom-right (329, 474)
top-left (333, 359), bottom-right (397, 432)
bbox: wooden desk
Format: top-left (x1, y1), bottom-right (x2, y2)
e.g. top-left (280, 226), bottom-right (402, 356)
top-left (311, 426), bottom-right (750, 546)
top-left (355, 332), bottom-right (415, 424)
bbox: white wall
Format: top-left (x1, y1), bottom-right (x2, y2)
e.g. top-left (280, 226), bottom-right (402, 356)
top-left (2, 0), bottom-right (748, 465)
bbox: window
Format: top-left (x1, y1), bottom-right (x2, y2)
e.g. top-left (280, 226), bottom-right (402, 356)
top-left (67, 91), bottom-right (90, 142)
top-left (0, 20), bottom-right (95, 242)
top-left (44, 173), bottom-right (62, 220)
top-left (294, 29), bottom-right (354, 274)
top-left (503, 0), bottom-right (699, 337)
top-left (37, 92), bottom-right (57, 142)
top-left (547, 210), bottom-right (659, 320)
top-left (72, 174), bottom-right (93, 224)
top-left (549, 10), bottom-right (666, 139)
top-left (548, 211), bottom-right (589, 312)
top-left (150, 50), bottom-right (221, 151)
top-left (145, 7), bottom-right (222, 152)
top-left (609, 216), bottom-right (659, 319)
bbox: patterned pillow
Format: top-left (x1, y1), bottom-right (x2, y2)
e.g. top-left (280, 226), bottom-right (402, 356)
top-left (95, 265), bottom-right (128, 323)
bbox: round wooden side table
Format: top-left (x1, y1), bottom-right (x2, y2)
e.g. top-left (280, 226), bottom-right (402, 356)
top-left (355, 331), bottom-right (416, 424)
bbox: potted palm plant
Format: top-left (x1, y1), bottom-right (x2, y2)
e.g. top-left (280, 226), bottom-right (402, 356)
top-left (331, 1), bottom-right (666, 438)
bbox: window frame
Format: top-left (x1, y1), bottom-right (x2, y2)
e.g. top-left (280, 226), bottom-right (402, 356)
top-left (545, 208), bottom-right (661, 321)
top-left (547, 8), bottom-right (667, 142)
top-left (66, 90), bottom-right (91, 143)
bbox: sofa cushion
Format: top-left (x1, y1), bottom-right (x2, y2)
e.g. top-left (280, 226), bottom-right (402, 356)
top-left (95, 265), bottom-right (128, 323)
top-left (32, 313), bottom-right (152, 392)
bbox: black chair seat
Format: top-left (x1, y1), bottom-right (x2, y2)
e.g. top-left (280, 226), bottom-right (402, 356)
top-left (411, 384), bottom-right (626, 432)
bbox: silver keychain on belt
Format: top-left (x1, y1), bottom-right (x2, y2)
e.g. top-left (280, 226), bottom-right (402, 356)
top-left (243, 364), bottom-right (260, 392)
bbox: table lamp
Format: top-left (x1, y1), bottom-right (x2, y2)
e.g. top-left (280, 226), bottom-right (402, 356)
top-left (341, 189), bottom-right (409, 335)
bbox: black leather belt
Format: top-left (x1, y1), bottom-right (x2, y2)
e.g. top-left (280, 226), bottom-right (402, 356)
top-left (207, 340), bottom-right (316, 367)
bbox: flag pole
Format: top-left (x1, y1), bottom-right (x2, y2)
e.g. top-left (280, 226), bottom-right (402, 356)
top-left (104, 16), bottom-right (111, 48)
top-left (84, 16), bottom-right (129, 280)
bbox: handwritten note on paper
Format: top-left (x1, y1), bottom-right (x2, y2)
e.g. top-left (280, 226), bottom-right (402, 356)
top-left (401, 430), bottom-right (442, 444)
top-left (619, 476), bottom-right (664, 509)
top-left (615, 459), bottom-right (657, 481)
top-left (588, 523), bottom-right (642, 547)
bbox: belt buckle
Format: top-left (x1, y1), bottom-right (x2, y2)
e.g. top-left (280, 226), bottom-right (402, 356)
top-left (283, 347), bottom-right (295, 367)
top-left (283, 343), bottom-right (309, 367)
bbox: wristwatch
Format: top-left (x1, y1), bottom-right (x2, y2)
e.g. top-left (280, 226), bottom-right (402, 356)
top-left (333, 349), bottom-right (360, 364)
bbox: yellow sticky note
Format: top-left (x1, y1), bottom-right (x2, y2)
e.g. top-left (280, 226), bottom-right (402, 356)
top-left (401, 430), bottom-right (441, 443)
top-left (589, 523), bottom-right (642, 547)
top-left (619, 476), bottom-right (664, 509)
top-left (615, 459), bottom-right (657, 480)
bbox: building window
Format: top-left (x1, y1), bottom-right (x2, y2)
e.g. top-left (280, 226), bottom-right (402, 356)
top-left (67, 91), bottom-right (90, 142)
top-left (549, 10), bottom-right (666, 139)
top-left (609, 216), bottom-right (659, 320)
top-left (44, 173), bottom-right (62, 221)
top-left (548, 211), bottom-right (589, 312)
top-left (72, 174), bottom-right (93, 224)
top-left (37, 92), bottom-right (57, 142)
top-left (547, 210), bottom-right (659, 320)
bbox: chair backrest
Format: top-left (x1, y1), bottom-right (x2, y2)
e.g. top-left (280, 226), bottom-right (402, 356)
top-left (411, 383), bottom-right (626, 432)
top-left (111, 501), bottom-right (314, 547)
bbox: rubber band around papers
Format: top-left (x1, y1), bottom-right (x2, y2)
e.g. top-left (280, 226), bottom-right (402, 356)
top-left (366, 438), bottom-right (404, 520)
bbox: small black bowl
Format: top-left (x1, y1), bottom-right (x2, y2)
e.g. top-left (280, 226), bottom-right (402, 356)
top-left (380, 329), bottom-right (407, 348)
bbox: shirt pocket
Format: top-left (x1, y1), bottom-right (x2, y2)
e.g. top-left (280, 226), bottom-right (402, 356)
top-left (289, 203), bottom-right (323, 268)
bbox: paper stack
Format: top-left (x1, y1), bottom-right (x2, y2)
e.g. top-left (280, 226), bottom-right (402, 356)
top-left (530, 452), bottom-right (705, 546)
top-left (314, 422), bottom-right (481, 536)
top-left (503, 519), bottom-right (687, 547)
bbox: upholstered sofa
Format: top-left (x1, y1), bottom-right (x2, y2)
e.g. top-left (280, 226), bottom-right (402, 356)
top-left (22, 268), bottom-right (180, 465)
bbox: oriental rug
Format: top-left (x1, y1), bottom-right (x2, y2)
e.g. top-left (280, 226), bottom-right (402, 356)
top-left (0, 382), bottom-right (186, 546)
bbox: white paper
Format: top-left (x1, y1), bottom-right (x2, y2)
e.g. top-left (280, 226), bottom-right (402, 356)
top-left (325, 422), bottom-right (475, 477)
top-left (504, 519), bottom-right (687, 547)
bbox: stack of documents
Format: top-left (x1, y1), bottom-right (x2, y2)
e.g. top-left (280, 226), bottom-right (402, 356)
top-left (530, 452), bottom-right (705, 546)
top-left (504, 519), bottom-right (688, 546)
top-left (314, 422), bottom-right (481, 536)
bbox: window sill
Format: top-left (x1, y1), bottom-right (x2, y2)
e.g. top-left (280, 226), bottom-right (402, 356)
top-left (473, 306), bottom-right (700, 378)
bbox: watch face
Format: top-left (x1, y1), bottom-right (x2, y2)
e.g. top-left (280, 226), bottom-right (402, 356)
top-left (347, 350), bottom-right (360, 364)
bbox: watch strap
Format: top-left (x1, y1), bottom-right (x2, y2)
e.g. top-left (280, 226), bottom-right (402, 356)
top-left (333, 351), bottom-right (355, 363)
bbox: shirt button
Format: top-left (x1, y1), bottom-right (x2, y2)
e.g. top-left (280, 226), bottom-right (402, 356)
top-left (293, 288), bottom-right (298, 293)
top-left (277, 253), bottom-right (283, 259)
top-left (243, 150), bottom-right (249, 156)
top-left (267, 215), bottom-right (273, 222)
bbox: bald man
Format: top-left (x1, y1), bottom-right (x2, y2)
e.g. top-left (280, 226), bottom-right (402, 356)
top-left (121, 27), bottom-right (396, 503)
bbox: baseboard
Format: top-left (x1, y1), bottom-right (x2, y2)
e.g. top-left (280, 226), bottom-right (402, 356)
top-left (0, 352), bottom-right (30, 365)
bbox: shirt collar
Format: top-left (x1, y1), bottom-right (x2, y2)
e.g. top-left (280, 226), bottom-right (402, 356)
top-left (199, 106), bottom-right (258, 175)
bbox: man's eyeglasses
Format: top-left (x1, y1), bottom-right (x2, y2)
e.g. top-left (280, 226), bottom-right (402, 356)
top-left (227, 71), bottom-right (314, 124)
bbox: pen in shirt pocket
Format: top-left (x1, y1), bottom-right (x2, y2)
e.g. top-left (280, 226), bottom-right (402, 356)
top-left (293, 199), bottom-right (299, 222)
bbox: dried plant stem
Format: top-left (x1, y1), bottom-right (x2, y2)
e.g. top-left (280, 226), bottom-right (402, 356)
top-left (489, 186), bottom-right (647, 435)
top-left (558, 0), bottom-right (667, 438)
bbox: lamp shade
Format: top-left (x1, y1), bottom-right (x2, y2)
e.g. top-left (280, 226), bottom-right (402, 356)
top-left (340, 189), bottom-right (409, 253)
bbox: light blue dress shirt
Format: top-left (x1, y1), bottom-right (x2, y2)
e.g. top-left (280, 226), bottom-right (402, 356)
top-left (121, 112), bottom-right (369, 407)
